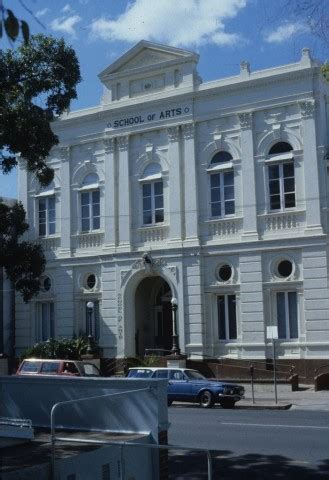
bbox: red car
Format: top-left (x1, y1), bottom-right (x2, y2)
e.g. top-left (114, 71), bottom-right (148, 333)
top-left (16, 359), bottom-right (100, 377)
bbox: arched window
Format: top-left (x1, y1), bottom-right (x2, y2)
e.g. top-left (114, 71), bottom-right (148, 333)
top-left (267, 142), bottom-right (295, 211)
top-left (82, 173), bottom-right (99, 186)
top-left (140, 163), bottom-right (164, 225)
top-left (142, 163), bottom-right (162, 178)
top-left (269, 142), bottom-right (293, 155)
top-left (208, 151), bottom-right (235, 218)
top-left (211, 151), bottom-right (233, 164)
top-left (80, 173), bottom-right (100, 232)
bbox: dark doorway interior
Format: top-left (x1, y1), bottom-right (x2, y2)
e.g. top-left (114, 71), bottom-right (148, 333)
top-left (135, 277), bottom-right (172, 356)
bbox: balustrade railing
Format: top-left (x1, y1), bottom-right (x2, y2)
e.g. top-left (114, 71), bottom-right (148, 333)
top-left (74, 232), bottom-right (104, 249)
top-left (207, 217), bottom-right (243, 237)
top-left (137, 224), bottom-right (169, 243)
top-left (259, 210), bottom-right (305, 236)
top-left (39, 236), bottom-right (60, 251)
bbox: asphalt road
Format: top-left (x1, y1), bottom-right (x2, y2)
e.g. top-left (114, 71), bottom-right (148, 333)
top-left (167, 406), bottom-right (329, 479)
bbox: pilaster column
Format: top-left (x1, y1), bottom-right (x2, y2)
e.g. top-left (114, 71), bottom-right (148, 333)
top-left (182, 123), bottom-right (199, 242)
top-left (168, 126), bottom-right (183, 241)
top-left (299, 100), bottom-right (322, 233)
top-left (239, 112), bottom-right (258, 240)
top-left (60, 146), bottom-right (71, 254)
top-left (103, 137), bottom-right (116, 247)
top-left (117, 135), bottom-right (131, 247)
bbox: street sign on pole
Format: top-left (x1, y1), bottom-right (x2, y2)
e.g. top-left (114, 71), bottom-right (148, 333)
top-left (266, 326), bottom-right (278, 404)
top-left (266, 326), bottom-right (278, 339)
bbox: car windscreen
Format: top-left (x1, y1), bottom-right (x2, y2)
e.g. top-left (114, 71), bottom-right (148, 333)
top-left (20, 361), bottom-right (41, 373)
top-left (128, 369), bottom-right (153, 378)
top-left (184, 370), bottom-right (206, 380)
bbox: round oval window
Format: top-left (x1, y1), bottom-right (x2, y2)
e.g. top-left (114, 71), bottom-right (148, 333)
top-left (277, 260), bottom-right (293, 278)
top-left (86, 274), bottom-right (96, 289)
top-left (218, 264), bottom-right (232, 282)
top-left (41, 276), bottom-right (51, 292)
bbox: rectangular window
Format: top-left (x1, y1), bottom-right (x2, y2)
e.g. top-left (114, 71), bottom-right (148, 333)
top-left (38, 196), bottom-right (56, 236)
top-left (142, 181), bottom-right (164, 225)
top-left (276, 291), bottom-right (298, 339)
top-left (85, 300), bottom-right (100, 341)
top-left (38, 302), bottom-right (54, 342)
top-left (268, 162), bottom-right (295, 211)
top-left (210, 171), bottom-right (235, 218)
top-left (81, 190), bottom-right (100, 232)
top-left (218, 294), bottom-right (237, 340)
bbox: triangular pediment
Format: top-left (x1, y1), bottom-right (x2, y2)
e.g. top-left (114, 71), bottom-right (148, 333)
top-left (99, 40), bottom-right (198, 80)
top-left (118, 49), bottom-right (180, 71)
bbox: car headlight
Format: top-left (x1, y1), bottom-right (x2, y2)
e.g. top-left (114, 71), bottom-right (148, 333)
top-left (223, 387), bottom-right (234, 395)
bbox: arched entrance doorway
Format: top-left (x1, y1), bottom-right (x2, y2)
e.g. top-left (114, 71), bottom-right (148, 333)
top-left (135, 276), bottom-right (173, 356)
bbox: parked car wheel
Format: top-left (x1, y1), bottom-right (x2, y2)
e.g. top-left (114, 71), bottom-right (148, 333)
top-left (220, 398), bottom-right (235, 409)
top-left (199, 390), bottom-right (214, 408)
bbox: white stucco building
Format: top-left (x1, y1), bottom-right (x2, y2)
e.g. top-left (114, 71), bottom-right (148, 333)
top-left (16, 41), bottom-right (329, 369)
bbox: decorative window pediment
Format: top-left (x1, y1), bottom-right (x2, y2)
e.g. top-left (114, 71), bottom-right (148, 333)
top-left (139, 163), bottom-right (162, 182)
top-left (79, 173), bottom-right (99, 191)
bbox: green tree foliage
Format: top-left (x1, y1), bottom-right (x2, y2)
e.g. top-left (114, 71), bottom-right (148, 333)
top-left (0, 201), bottom-right (46, 302)
top-left (0, 34), bottom-right (81, 302)
top-left (0, 3), bottom-right (30, 44)
top-left (0, 34), bottom-right (81, 185)
top-left (22, 337), bottom-right (99, 360)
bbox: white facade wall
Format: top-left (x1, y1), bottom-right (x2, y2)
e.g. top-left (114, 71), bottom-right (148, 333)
top-left (16, 41), bottom-right (329, 361)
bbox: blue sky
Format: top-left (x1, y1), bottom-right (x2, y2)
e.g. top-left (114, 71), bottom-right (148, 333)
top-left (1, 0), bottom-right (327, 198)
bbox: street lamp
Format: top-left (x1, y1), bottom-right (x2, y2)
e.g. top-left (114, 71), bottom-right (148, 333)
top-left (171, 297), bottom-right (180, 355)
top-left (86, 301), bottom-right (94, 354)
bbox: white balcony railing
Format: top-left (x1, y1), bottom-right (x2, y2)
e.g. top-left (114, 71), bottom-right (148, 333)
top-left (259, 210), bottom-right (305, 237)
top-left (38, 236), bottom-right (60, 251)
top-left (207, 217), bottom-right (243, 238)
top-left (136, 224), bottom-right (169, 244)
top-left (74, 232), bottom-right (104, 249)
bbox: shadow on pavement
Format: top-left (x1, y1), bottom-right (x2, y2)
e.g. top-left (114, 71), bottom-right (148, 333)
top-left (168, 450), bottom-right (329, 479)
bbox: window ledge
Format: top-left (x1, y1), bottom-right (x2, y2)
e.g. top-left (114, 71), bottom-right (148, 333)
top-left (265, 152), bottom-right (294, 163)
top-left (35, 190), bottom-right (55, 197)
top-left (205, 216), bottom-right (243, 223)
top-left (38, 234), bottom-right (60, 239)
top-left (207, 161), bottom-right (233, 172)
top-left (78, 183), bottom-right (99, 191)
top-left (138, 223), bottom-right (168, 229)
top-left (138, 173), bottom-right (162, 182)
top-left (258, 209), bottom-right (305, 218)
top-left (74, 230), bottom-right (103, 236)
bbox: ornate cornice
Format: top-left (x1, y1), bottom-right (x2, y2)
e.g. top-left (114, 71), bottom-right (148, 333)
top-left (117, 135), bottom-right (129, 151)
top-left (238, 112), bottom-right (253, 130)
top-left (167, 126), bottom-right (180, 143)
top-left (182, 123), bottom-right (195, 139)
top-left (103, 137), bottom-right (115, 153)
top-left (299, 100), bottom-right (315, 118)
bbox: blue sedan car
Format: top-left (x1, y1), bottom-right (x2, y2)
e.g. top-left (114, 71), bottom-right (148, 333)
top-left (127, 367), bottom-right (244, 408)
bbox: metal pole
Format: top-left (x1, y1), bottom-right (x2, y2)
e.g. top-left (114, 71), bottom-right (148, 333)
top-left (250, 364), bottom-right (255, 404)
top-left (86, 302), bottom-right (94, 354)
top-left (171, 299), bottom-right (180, 355)
top-left (206, 450), bottom-right (213, 480)
top-left (273, 337), bottom-right (278, 404)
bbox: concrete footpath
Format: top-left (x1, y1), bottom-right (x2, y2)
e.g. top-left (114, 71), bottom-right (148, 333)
top-left (237, 383), bottom-right (329, 411)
